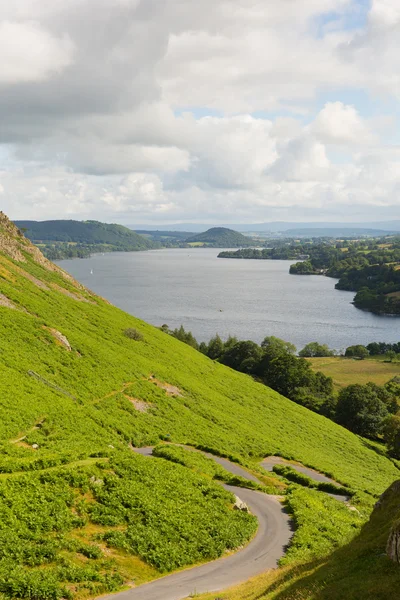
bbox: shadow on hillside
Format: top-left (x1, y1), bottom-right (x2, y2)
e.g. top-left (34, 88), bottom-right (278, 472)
top-left (255, 515), bottom-right (400, 600)
top-left (360, 437), bottom-right (391, 459)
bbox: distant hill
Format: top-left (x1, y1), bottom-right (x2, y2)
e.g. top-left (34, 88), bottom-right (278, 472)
top-left (284, 227), bottom-right (394, 238)
top-left (134, 230), bottom-right (194, 246)
top-left (14, 219), bottom-right (157, 259)
top-left (128, 221), bottom-right (400, 233)
top-left (185, 227), bottom-right (255, 247)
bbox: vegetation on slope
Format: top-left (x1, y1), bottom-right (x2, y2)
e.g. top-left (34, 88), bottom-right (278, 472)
top-left (0, 212), bottom-right (399, 597)
top-left (191, 480), bottom-right (400, 600)
top-left (14, 219), bottom-right (157, 259)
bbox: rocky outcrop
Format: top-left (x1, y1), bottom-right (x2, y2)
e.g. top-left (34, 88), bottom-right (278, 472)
top-left (0, 212), bottom-right (86, 289)
top-left (387, 520), bottom-right (400, 564)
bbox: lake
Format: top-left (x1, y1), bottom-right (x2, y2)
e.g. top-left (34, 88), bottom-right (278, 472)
top-left (57, 248), bottom-right (400, 351)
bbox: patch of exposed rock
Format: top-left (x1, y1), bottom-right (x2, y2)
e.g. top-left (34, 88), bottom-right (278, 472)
top-left (149, 376), bottom-right (183, 397)
top-left (0, 293), bottom-right (18, 310)
top-left (0, 212), bottom-right (87, 290)
top-left (125, 396), bottom-right (151, 412)
top-left (44, 327), bottom-right (72, 351)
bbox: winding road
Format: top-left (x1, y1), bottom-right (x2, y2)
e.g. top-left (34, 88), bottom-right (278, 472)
top-left (105, 447), bottom-right (293, 600)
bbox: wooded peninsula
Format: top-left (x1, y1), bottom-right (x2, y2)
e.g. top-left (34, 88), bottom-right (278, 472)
top-left (218, 238), bottom-right (400, 316)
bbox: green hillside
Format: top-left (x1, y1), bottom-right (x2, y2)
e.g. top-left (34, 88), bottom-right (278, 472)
top-left (195, 480), bottom-right (400, 600)
top-left (14, 219), bottom-right (157, 259)
top-left (0, 211), bottom-right (399, 598)
top-left (185, 227), bottom-right (255, 247)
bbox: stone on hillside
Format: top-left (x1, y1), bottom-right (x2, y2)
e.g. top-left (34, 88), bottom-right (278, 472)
top-left (49, 328), bottom-right (72, 351)
top-left (233, 495), bottom-right (249, 512)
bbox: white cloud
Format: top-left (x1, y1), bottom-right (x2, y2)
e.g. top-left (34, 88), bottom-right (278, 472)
top-left (312, 102), bottom-right (375, 146)
top-left (0, 21), bottom-right (73, 83)
top-left (0, 0), bottom-right (399, 224)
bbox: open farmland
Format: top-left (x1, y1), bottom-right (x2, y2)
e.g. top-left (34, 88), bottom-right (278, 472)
top-left (308, 356), bottom-right (400, 389)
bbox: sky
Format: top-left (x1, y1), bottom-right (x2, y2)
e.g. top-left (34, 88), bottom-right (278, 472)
top-left (1, 0), bottom-right (400, 225)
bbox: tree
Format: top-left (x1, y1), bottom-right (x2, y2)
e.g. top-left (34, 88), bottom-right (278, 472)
top-left (335, 384), bottom-right (389, 438)
top-left (198, 342), bottom-right (208, 355)
top-left (258, 353), bottom-right (313, 398)
top-left (171, 325), bottom-right (199, 350)
top-left (382, 415), bottom-right (400, 459)
top-left (299, 342), bottom-right (335, 358)
top-left (385, 350), bottom-right (397, 362)
top-left (289, 260), bottom-right (315, 274)
top-left (345, 345), bottom-right (369, 360)
top-left (220, 340), bottom-right (263, 374)
top-left (385, 376), bottom-right (400, 398)
top-left (207, 334), bottom-right (224, 360)
top-left (261, 336), bottom-right (296, 356)
top-left (224, 335), bottom-right (239, 351)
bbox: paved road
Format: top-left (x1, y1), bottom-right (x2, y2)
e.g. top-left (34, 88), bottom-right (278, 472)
top-left (104, 447), bottom-right (293, 600)
top-left (261, 456), bottom-right (350, 503)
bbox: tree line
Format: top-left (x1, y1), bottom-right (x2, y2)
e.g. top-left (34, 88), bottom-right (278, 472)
top-left (161, 325), bottom-right (400, 459)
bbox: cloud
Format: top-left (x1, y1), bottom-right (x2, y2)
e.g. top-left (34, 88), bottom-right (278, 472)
top-left (0, 21), bottom-right (73, 84)
top-left (312, 101), bottom-right (375, 146)
top-left (0, 0), bottom-right (399, 224)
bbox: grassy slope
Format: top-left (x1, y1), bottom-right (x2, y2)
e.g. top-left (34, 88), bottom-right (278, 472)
top-left (0, 216), bottom-right (398, 491)
top-left (1, 214), bottom-right (400, 597)
top-left (308, 357), bottom-right (400, 390)
top-left (192, 481), bottom-right (400, 600)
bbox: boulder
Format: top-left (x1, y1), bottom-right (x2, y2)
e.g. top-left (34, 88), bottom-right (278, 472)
top-left (233, 495), bottom-right (249, 512)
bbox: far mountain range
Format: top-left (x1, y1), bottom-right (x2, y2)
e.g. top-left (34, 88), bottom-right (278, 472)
top-left (129, 221), bottom-right (400, 234)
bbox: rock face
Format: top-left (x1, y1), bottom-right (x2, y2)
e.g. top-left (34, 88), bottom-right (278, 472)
top-left (376, 480), bottom-right (400, 565)
top-left (387, 520), bottom-right (400, 564)
top-left (0, 212), bottom-right (85, 287)
top-left (233, 495), bottom-right (249, 512)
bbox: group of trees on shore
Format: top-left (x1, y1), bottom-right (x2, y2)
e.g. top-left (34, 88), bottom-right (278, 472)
top-left (161, 325), bottom-right (400, 458)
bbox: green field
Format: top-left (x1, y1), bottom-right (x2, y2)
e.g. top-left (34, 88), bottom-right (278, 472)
top-left (308, 356), bottom-right (400, 389)
top-left (0, 213), bottom-right (400, 599)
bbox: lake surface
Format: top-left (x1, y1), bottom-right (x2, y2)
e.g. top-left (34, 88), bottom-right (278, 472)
top-left (57, 249), bottom-right (400, 351)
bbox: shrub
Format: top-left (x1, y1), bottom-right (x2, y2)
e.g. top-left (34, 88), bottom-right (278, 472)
top-left (123, 328), bottom-right (144, 341)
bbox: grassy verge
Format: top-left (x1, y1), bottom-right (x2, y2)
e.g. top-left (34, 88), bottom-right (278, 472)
top-left (152, 444), bottom-right (284, 493)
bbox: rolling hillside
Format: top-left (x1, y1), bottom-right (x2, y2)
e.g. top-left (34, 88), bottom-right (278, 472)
top-left (185, 227), bottom-right (255, 247)
top-left (14, 219), bottom-right (157, 258)
top-left (0, 211), bottom-right (399, 599)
